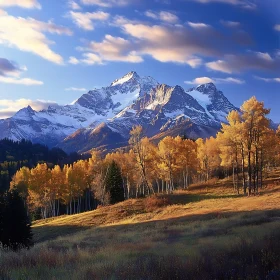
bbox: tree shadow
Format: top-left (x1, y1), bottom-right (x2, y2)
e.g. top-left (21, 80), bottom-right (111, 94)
top-left (33, 225), bottom-right (91, 243)
top-left (32, 208), bottom-right (280, 245)
top-left (162, 193), bottom-right (241, 205)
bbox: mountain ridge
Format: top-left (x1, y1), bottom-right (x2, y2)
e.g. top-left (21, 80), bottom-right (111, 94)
top-left (0, 72), bottom-right (238, 153)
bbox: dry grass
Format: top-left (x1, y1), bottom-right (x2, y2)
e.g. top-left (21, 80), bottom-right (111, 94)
top-left (1, 171), bottom-right (280, 279)
top-left (33, 174), bottom-right (280, 242)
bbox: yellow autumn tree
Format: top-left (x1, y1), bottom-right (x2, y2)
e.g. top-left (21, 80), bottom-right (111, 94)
top-left (129, 126), bottom-right (155, 195)
top-left (240, 96), bottom-right (270, 194)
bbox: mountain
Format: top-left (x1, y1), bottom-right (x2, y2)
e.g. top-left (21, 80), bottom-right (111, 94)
top-left (0, 72), bottom-right (237, 153)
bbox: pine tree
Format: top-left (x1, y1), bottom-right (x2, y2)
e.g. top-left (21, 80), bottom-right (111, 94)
top-left (0, 189), bottom-right (33, 251)
top-left (105, 161), bottom-right (124, 204)
top-left (0, 193), bottom-right (4, 246)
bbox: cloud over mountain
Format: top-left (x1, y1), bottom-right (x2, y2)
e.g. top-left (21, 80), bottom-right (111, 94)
top-left (0, 10), bottom-right (72, 64)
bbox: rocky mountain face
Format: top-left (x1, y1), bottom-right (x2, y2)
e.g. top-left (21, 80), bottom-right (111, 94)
top-left (0, 71), bottom-right (237, 153)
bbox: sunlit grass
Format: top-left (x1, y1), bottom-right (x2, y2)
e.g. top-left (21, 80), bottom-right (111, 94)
top-left (1, 171), bottom-right (280, 279)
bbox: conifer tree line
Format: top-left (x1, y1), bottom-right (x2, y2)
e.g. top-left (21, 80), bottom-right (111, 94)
top-left (10, 97), bottom-right (280, 219)
top-left (0, 139), bottom-right (85, 193)
top-left (0, 189), bottom-right (33, 251)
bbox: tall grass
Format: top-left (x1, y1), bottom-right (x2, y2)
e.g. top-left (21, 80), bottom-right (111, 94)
top-left (1, 177), bottom-right (280, 279)
top-left (1, 209), bottom-right (280, 279)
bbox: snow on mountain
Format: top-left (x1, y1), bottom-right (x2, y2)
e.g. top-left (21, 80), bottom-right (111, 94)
top-left (111, 71), bottom-right (136, 86)
top-left (187, 83), bottom-right (236, 122)
top-left (0, 72), bottom-right (237, 152)
top-left (60, 81), bottom-right (238, 153)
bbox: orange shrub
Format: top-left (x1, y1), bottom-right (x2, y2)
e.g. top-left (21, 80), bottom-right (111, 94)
top-left (144, 196), bottom-right (170, 212)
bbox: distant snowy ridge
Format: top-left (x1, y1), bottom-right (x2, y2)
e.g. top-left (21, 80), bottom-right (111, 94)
top-left (0, 72), bottom-right (237, 152)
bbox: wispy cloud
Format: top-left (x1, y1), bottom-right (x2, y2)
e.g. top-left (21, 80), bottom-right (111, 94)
top-left (0, 58), bottom-right (22, 76)
top-left (206, 60), bottom-right (233, 74)
top-left (220, 20), bottom-right (241, 27)
top-left (0, 11), bottom-right (72, 64)
top-left (68, 0), bottom-right (81, 10)
top-left (206, 52), bottom-right (280, 73)
top-left (185, 76), bottom-right (245, 85)
top-left (254, 76), bottom-right (280, 83)
top-left (68, 56), bottom-right (80, 65)
top-left (0, 0), bottom-right (41, 9)
top-left (0, 58), bottom-right (43, 85)
top-left (65, 87), bottom-right (87, 91)
top-left (186, 0), bottom-right (257, 10)
top-left (185, 77), bottom-right (214, 85)
top-left (0, 99), bottom-right (57, 119)
top-left (68, 11), bottom-right (110, 30)
top-left (187, 22), bottom-right (210, 29)
top-left (0, 77), bottom-right (43, 85)
top-left (274, 25), bottom-right (280, 31)
top-left (80, 35), bottom-right (143, 64)
top-left (80, 0), bottom-right (132, 7)
top-left (71, 17), bottom-right (252, 67)
top-left (145, 10), bottom-right (179, 23)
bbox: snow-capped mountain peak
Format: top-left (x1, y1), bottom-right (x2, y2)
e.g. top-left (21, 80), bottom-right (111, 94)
top-left (13, 105), bottom-right (36, 120)
top-left (110, 71), bottom-right (140, 87)
top-left (195, 82), bottom-right (217, 93)
top-left (0, 72), bottom-right (238, 153)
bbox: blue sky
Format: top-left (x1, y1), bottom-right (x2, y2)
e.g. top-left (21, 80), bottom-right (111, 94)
top-left (0, 0), bottom-right (279, 120)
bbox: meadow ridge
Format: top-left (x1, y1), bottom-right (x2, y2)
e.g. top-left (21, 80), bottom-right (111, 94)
top-left (1, 171), bottom-right (280, 279)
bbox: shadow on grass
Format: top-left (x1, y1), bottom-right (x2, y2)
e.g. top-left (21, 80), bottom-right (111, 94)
top-left (32, 208), bottom-right (280, 244)
top-left (163, 193), bottom-right (241, 205)
top-left (33, 225), bottom-right (91, 243)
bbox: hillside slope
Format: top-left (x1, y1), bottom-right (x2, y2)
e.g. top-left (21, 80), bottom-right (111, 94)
top-left (1, 175), bottom-right (280, 280)
top-left (32, 178), bottom-right (280, 242)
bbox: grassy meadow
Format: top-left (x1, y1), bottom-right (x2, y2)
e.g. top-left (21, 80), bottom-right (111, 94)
top-left (1, 171), bottom-right (280, 279)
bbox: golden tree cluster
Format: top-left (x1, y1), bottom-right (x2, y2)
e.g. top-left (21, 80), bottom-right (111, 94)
top-left (10, 96), bottom-right (280, 219)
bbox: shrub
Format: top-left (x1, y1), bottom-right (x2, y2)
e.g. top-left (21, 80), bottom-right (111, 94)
top-left (144, 196), bottom-right (170, 212)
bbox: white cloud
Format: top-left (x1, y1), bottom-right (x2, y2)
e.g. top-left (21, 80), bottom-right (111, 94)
top-left (0, 99), bottom-right (57, 119)
top-left (159, 11), bottom-right (178, 23)
top-left (0, 57), bottom-right (43, 86)
top-left (274, 24), bottom-right (280, 31)
top-left (0, 11), bottom-right (72, 64)
top-left (145, 10), bottom-right (179, 23)
top-left (81, 53), bottom-right (104, 64)
top-left (185, 77), bottom-right (214, 84)
top-left (80, 0), bottom-right (131, 7)
top-left (185, 76), bottom-right (245, 85)
top-left (145, 11), bottom-right (157, 20)
top-left (65, 87), bottom-right (87, 91)
top-left (206, 60), bottom-right (233, 73)
top-left (255, 52), bottom-right (273, 61)
top-left (78, 35), bottom-right (143, 64)
top-left (68, 56), bottom-right (80, 65)
top-left (215, 77), bottom-right (245, 84)
top-left (72, 17), bottom-right (252, 67)
top-left (0, 58), bottom-right (21, 76)
top-left (254, 76), bottom-right (280, 83)
top-left (68, 11), bottom-right (110, 31)
top-left (188, 22), bottom-right (210, 28)
top-left (187, 0), bottom-right (257, 9)
top-left (0, 0), bottom-right (41, 9)
top-left (187, 58), bottom-right (203, 68)
top-left (206, 52), bottom-right (280, 74)
top-left (0, 76), bottom-right (43, 85)
top-left (116, 22), bottom-right (214, 65)
top-left (68, 0), bottom-right (81, 10)
top-left (220, 20), bottom-right (240, 27)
